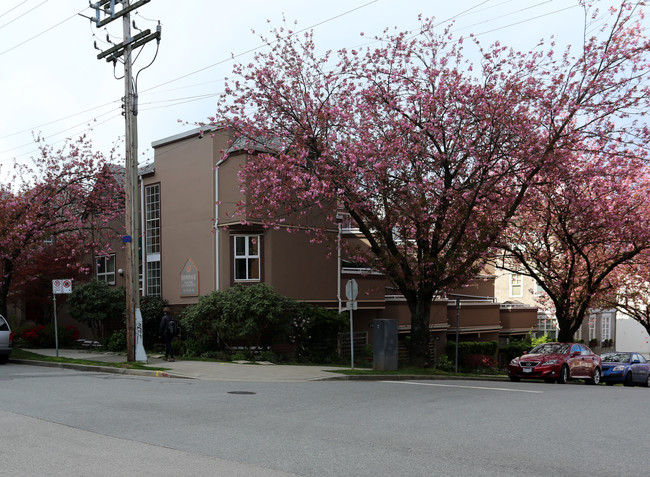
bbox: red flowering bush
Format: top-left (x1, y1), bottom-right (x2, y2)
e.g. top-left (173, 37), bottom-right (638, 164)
top-left (18, 324), bottom-right (80, 348)
top-left (464, 354), bottom-right (496, 370)
top-left (66, 325), bottom-right (80, 342)
top-left (22, 325), bottom-right (47, 347)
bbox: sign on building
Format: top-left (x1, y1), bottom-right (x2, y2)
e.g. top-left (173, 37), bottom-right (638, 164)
top-left (180, 259), bottom-right (199, 297)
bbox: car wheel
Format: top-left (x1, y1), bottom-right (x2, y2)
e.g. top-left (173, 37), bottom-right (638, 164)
top-left (642, 374), bottom-right (650, 388)
top-left (557, 365), bottom-right (569, 384)
top-left (624, 372), bottom-right (634, 387)
top-left (588, 367), bottom-right (601, 385)
top-left (509, 376), bottom-right (520, 382)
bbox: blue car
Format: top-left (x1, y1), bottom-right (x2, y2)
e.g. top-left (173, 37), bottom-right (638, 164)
top-left (600, 352), bottom-right (650, 387)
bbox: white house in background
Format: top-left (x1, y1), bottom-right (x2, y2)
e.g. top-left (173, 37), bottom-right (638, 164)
top-left (493, 267), bottom-right (617, 351)
top-left (615, 314), bottom-right (650, 358)
top-left (494, 268), bottom-right (554, 339)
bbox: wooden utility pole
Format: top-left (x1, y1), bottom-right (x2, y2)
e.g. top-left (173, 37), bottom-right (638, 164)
top-left (89, 0), bottom-right (160, 361)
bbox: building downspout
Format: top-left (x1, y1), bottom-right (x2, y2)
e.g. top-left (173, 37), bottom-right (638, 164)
top-left (139, 170), bottom-right (146, 296)
top-left (215, 158), bottom-right (225, 291)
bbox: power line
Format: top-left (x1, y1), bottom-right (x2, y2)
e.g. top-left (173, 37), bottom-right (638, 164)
top-left (0, 0), bottom-right (48, 30)
top-left (140, 0), bottom-right (380, 94)
top-left (0, 1), bottom-right (589, 164)
top-left (0, 10), bottom-right (77, 56)
top-left (0, 0), bottom-right (30, 21)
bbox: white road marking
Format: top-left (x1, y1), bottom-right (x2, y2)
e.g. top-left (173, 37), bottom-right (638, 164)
top-left (381, 381), bottom-right (544, 393)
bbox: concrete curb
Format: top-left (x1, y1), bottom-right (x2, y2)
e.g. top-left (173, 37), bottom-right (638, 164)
top-left (320, 373), bottom-right (510, 382)
top-left (10, 357), bottom-right (510, 382)
top-left (9, 359), bottom-right (193, 380)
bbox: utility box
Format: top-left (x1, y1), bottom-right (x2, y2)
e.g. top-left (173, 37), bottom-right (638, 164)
top-left (373, 319), bottom-right (398, 371)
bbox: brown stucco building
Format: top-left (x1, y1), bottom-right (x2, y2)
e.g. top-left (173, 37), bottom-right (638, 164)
top-left (98, 126), bottom-right (538, 362)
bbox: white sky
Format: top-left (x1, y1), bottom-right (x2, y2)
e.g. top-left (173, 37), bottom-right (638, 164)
top-left (0, 0), bottom-right (640, 175)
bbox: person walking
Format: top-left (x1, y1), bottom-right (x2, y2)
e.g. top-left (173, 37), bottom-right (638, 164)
top-left (159, 308), bottom-right (176, 362)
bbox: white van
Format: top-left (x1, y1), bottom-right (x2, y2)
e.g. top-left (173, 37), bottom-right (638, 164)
top-left (0, 315), bottom-right (13, 364)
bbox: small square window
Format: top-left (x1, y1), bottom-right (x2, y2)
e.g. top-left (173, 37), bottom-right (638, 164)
top-left (96, 254), bottom-right (116, 285)
top-left (234, 235), bottom-right (261, 281)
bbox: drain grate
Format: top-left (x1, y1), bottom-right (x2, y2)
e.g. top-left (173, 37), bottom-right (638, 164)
top-left (227, 391), bottom-right (256, 395)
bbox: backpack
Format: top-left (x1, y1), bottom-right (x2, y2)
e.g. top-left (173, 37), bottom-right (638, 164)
top-left (167, 318), bottom-right (178, 337)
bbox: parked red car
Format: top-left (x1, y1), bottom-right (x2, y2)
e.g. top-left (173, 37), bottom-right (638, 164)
top-left (509, 342), bottom-right (602, 384)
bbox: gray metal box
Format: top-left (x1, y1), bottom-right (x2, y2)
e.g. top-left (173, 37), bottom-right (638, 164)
top-left (373, 319), bottom-right (398, 371)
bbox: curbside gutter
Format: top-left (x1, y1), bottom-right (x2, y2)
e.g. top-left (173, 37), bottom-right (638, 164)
top-left (321, 373), bottom-right (510, 382)
top-left (10, 357), bottom-right (511, 382)
top-left (9, 358), bottom-right (193, 380)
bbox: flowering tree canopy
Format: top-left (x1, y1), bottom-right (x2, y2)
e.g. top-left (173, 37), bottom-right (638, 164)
top-left (215, 2), bottom-right (650, 364)
top-left (0, 136), bottom-right (123, 318)
top-left (497, 149), bottom-right (650, 342)
top-left (605, 253), bottom-right (650, 340)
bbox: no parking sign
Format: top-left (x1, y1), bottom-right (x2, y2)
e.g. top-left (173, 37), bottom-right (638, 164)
top-left (52, 279), bottom-right (72, 294)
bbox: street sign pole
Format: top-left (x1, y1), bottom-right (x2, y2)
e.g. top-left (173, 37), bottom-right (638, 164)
top-left (53, 293), bottom-right (59, 358)
top-left (52, 279), bottom-right (73, 358)
top-left (349, 307), bottom-right (354, 370)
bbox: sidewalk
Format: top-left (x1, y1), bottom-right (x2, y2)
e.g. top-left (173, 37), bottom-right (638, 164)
top-left (13, 349), bottom-right (351, 382)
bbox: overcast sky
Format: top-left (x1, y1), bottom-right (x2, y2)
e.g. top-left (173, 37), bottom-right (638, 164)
top-left (0, 0), bottom-right (640, 176)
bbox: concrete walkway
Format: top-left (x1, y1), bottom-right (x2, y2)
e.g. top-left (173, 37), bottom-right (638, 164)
top-left (13, 349), bottom-right (351, 382)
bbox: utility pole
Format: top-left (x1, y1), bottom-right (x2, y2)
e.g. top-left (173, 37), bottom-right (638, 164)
top-left (89, 0), bottom-right (160, 362)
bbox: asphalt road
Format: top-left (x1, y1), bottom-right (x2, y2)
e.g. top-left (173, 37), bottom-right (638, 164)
top-left (1, 363), bottom-right (647, 476)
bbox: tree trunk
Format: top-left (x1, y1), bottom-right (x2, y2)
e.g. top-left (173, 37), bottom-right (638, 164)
top-left (556, 326), bottom-right (574, 343)
top-left (408, 291), bottom-right (434, 367)
top-left (556, 311), bottom-right (576, 343)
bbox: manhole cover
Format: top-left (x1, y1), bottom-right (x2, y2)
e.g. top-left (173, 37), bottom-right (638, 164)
top-left (227, 391), bottom-right (256, 395)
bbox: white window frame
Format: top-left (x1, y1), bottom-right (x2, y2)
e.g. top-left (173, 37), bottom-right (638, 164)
top-left (96, 254), bottom-right (116, 285)
top-left (234, 235), bottom-right (261, 281)
top-left (509, 273), bottom-right (523, 297)
top-left (146, 260), bottom-right (161, 297)
top-left (601, 314), bottom-right (612, 340)
top-left (145, 184), bottom-right (161, 255)
top-left (588, 317), bottom-right (597, 341)
top-left (537, 313), bottom-right (557, 339)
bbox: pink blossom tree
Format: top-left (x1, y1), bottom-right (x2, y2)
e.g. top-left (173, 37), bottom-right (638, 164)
top-left (497, 149), bottom-right (650, 343)
top-left (604, 253), bottom-right (650, 339)
top-left (0, 136), bottom-right (123, 319)
top-left (215, 3), bottom-right (650, 365)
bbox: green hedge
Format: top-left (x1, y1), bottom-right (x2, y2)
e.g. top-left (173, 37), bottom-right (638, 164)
top-left (446, 341), bottom-right (498, 364)
top-left (500, 341), bottom-right (533, 364)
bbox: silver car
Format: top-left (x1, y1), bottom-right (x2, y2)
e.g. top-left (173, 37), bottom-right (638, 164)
top-left (0, 314), bottom-right (12, 364)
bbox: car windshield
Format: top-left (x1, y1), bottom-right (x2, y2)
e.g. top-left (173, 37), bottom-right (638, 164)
top-left (529, 343), bottom-right (570, 355)
top-left (601, 353), bottom-right (630, 363)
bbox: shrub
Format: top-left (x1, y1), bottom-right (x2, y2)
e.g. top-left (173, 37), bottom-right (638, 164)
top-left (67, 280), bottom-right (125, 342)
top-left (139, 295), bottom-right (168, 348)
top-left (181, 283), bottom-right (297, 353)
top-left (290, 303), bottom-right (347, 363)
top-left (436, 354), bottom-right (455, 372)
top-left (446, 341), bottom-right (498, 364)
top-left (464, 353), bottom-right (496, 370)
top-left (259, 350), bottom-right (277, 363)
top-left (231, 351), bottom-right (249, 361)
top-left (18, 323), bottom-right (80, 348)
top-left (104, 329), bottom-right (127, 352)
top-left (21, 325), bottom-right (47, 347)
top-left (500, 340), bottom-right (532, 364)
